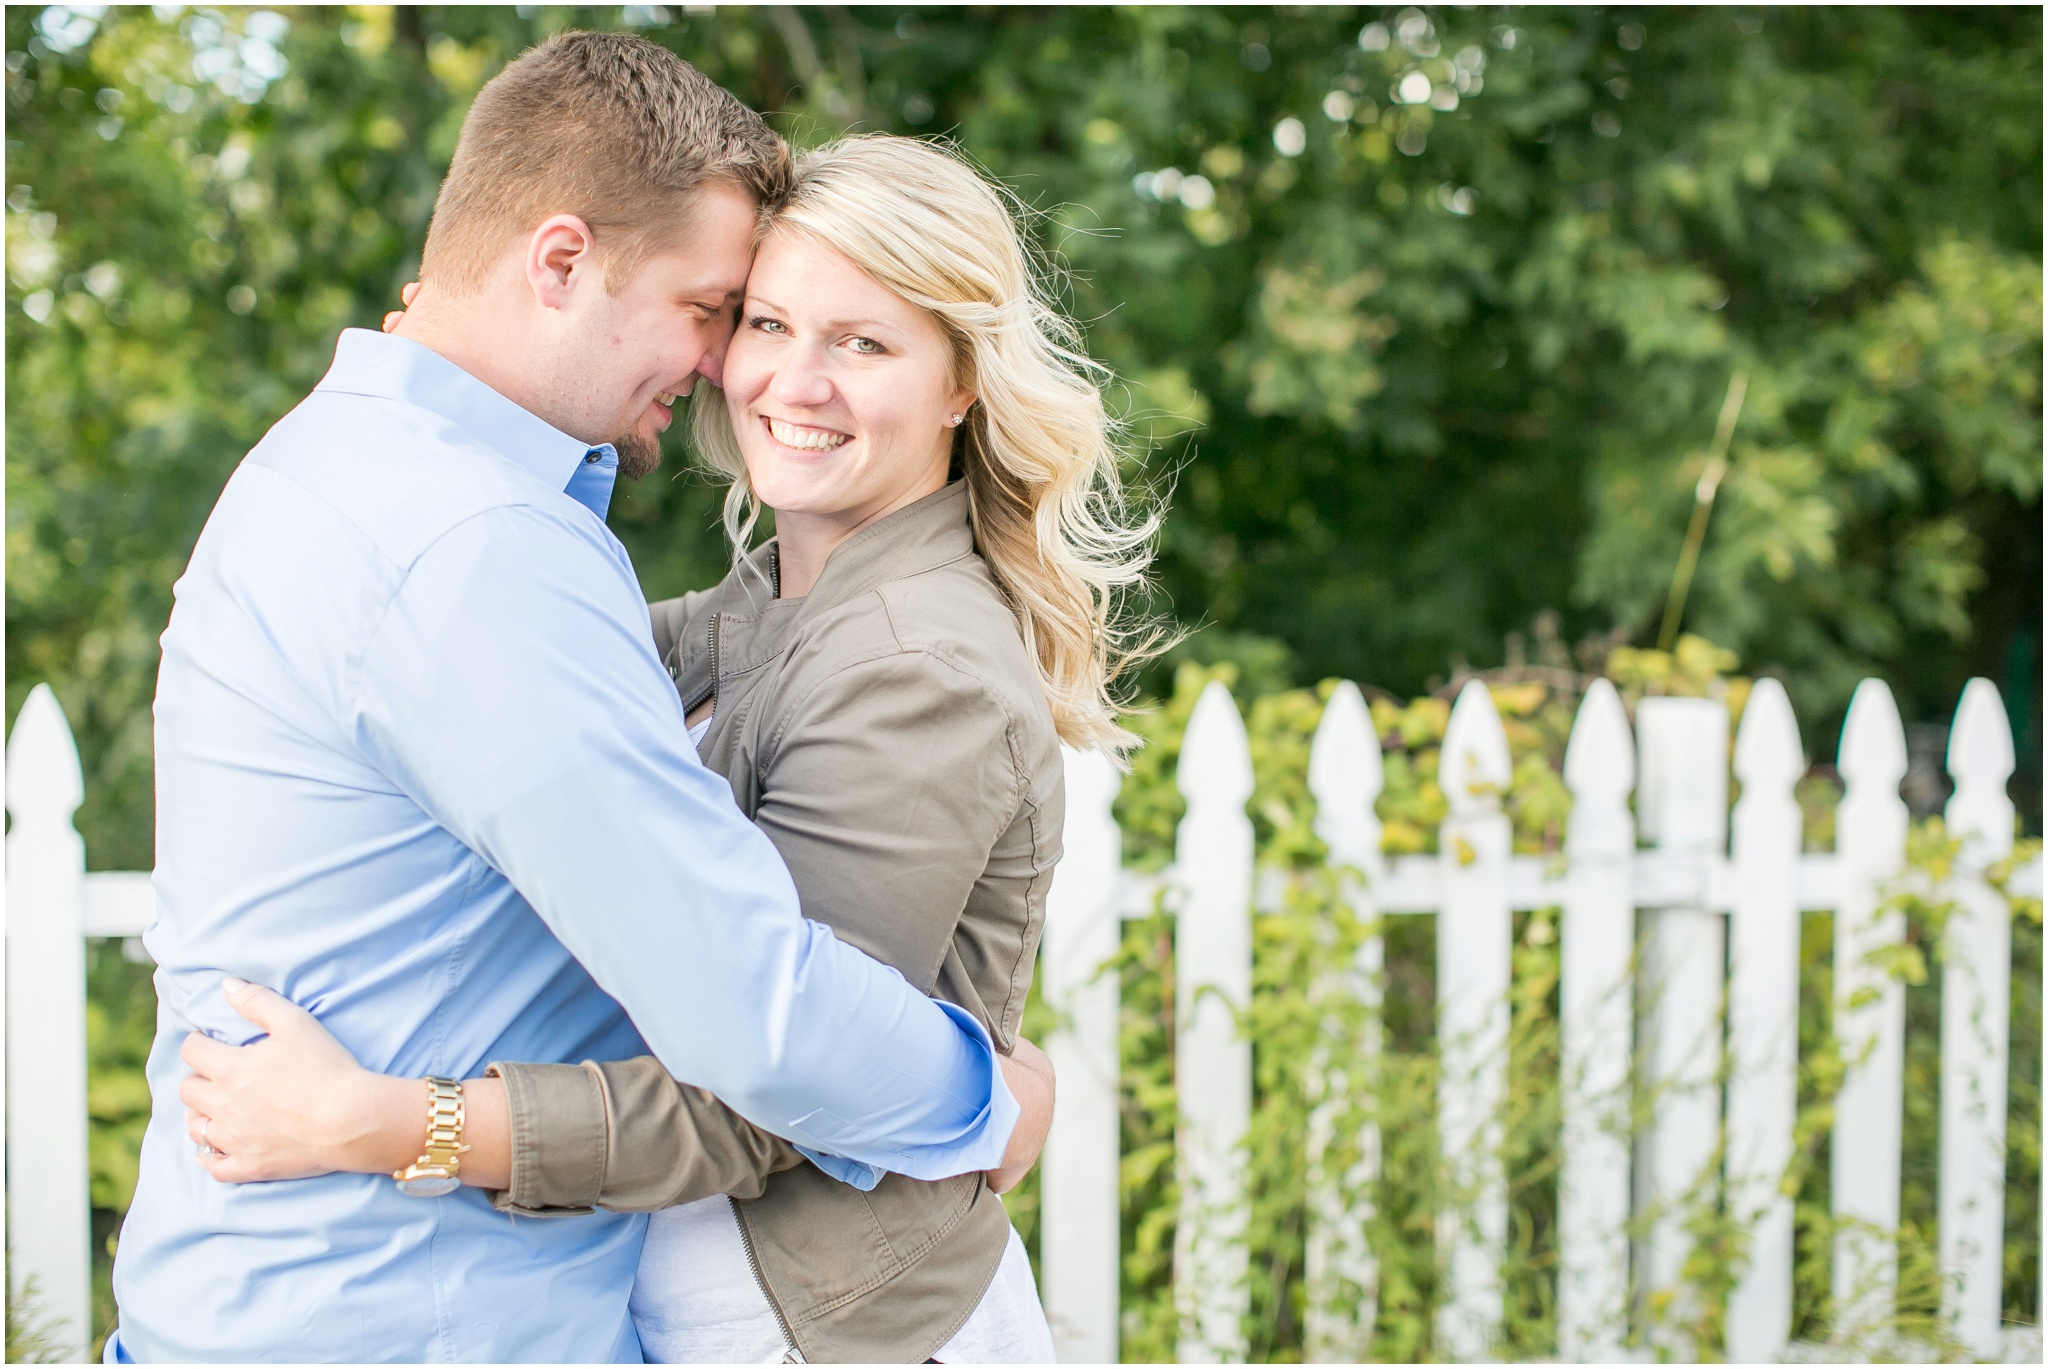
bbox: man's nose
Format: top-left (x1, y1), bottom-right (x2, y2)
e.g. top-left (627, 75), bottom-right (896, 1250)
top-left (692, 313), bottom-right (738, 390)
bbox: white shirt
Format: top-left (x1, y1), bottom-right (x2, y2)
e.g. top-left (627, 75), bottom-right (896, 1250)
top-left (631, 1196), bottom-right (1056, 1363)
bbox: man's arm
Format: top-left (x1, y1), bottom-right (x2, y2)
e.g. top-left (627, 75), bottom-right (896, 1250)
top-left (350, 503), bottom-right (1017, 1179)
top-left (487, 648), bottom-right (1055, 1213)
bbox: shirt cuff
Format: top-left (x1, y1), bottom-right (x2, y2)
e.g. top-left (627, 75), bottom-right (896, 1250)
top-left (794, 1144), bottom-right (884, 1191)
top-left (783, 999), bottom-right (1021, 1185)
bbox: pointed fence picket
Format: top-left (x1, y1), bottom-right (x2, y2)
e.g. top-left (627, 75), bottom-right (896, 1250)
top-left (1725, 679), bottom-right (1805, 1362)
top-left (1939, 678), bottom-right (2018, 1360)
top-left (9, 676), bottom-right (2043, 1364)
top-left (1557, 679), bottom-right (1635, 1360)
top-left (1832, 680), bottom-right (1912, 1340)
top-left (5, 685), bottom-right (93, 1363)
top-left (1302, 683), bottom-right (1383, 1363)
top-left (1633, 696), bottom-right (1731, 1357)
top-left (1433, 681), bottom-right (1515, 1360)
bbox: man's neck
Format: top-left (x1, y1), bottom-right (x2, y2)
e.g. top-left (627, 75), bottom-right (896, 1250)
top-left (391, 295), bottom-right (543, 422)
top-left (388, 281), bottom-right (636, 475)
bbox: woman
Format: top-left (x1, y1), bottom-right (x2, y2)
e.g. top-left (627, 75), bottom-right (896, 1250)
top-left (178, 134), bottom-right (1163, 1363)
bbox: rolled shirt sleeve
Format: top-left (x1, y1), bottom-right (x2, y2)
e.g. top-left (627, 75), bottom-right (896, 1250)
top-left (351, 505), bottom-right (1019, 1179)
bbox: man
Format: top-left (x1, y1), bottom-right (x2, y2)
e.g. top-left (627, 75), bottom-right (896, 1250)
top-left (111, 32), bottom-right (1045, 1361)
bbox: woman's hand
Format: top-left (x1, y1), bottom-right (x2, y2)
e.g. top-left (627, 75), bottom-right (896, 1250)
top-left (381, 280), bottom-right (420, 333)
top-left (179, 978), bottom-right (424, 1184)
top-left (986, 1035), bottom-right (1055, 1194)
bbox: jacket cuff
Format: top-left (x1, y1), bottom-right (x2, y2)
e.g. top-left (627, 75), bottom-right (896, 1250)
top-left (485, 1060), bottom-right (609, 1216)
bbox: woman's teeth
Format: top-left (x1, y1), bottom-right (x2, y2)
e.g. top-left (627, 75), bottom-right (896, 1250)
top-left (767, 417), bottom-right (850, 451)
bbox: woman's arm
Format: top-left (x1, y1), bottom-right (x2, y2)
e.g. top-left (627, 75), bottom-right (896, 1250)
top-left (179, 981), bottom-right (805, 1207)
top-left (186, 968), bottom-right (1048, 1205)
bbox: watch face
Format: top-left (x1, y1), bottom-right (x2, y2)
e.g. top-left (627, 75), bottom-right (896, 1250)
top-left (397, 1175), bottom-right (461, 1198)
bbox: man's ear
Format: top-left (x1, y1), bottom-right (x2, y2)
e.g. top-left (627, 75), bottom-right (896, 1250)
top-left (524, 214), bottom-right (601, 311)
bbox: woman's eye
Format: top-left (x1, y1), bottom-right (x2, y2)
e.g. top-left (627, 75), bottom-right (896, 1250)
top-left (848, 336), bottom-right (882, 355)
top-left (749, 316), bottom-right (788, 335)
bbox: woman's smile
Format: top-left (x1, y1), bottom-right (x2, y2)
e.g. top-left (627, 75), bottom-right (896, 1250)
top-left (762, 414), bottom-right (852, 452)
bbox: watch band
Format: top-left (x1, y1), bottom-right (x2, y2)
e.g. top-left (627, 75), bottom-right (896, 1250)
top-left (393, 1076), bottom-right (468, 1187)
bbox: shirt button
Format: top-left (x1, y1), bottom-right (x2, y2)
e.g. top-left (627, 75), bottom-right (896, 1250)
top-left (584, 451), bottom-right (601, 464)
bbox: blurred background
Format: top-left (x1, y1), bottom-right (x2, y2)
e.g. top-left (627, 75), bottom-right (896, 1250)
top-left (4, 5), bottom-right (2040, 1360)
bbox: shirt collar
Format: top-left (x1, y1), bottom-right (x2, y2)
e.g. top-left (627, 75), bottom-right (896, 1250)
top-left (315, 328), bottom-right (620, 520)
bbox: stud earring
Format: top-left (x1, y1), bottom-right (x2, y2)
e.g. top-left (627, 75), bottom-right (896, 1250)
top-left (947, 413), bottom-right (964, 427)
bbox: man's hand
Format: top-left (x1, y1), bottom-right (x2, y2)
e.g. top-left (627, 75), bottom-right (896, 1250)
top-left (986, 1035), bottom-right (1054, 1193)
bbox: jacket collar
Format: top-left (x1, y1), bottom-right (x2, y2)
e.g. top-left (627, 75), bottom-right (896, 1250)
top-left (790, 480), bottom-right (975, 618)
top-left (688, 481), bottom-right (978, 685)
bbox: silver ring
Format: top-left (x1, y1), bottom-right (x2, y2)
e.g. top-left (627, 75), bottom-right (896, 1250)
top-left (198, 1116), bottom-right (221, 1157)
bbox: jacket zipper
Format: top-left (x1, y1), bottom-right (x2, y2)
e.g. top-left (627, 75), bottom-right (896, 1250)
top-left (731, 1196), bottom-right (804, 1362)
top-left (682, 613), bottom-right (719, 717)
top-left (686, 545), bottom-right (773, 717)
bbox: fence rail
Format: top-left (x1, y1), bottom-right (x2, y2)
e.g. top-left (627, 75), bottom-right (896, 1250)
top-left (6, 678), bottom-right (2041, 1362)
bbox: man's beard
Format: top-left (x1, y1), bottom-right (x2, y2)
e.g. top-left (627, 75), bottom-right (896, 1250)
top-left (612, 428), bottom-right (662, 481)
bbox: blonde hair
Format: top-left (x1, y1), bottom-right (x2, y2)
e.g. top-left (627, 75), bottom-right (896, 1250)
top-left (690, 134), bottom-right (1167, 760)
top-left (422, 31), bottom-right (790, 294)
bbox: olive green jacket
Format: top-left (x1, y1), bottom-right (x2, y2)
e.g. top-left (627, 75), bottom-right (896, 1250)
top-left (487, 482), bottom-right (1063, 1363)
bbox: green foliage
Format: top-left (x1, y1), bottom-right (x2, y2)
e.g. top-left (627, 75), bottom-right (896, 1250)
top-left (82, 944), bottom-right (156, 1352)
top-left (1112, 896), bottom-right (1181, 1362)
top-left (2006, 917), bottom-right (2044, 1333)
top-left (7, 3), bottom-right (2040, 885)
top-left (1994, 838), bottom-right (2044, 1330)
top-left (87, 946), bottom-right (155, 1215)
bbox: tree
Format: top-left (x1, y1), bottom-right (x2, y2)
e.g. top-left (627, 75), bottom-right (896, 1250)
top-left (7, 5), bottom-right (2041, 873)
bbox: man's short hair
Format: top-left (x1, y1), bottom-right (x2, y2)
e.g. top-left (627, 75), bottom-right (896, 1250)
top-left (420, 31), bottom-right (789, 293)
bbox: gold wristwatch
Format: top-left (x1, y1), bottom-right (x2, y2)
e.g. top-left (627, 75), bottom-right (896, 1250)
top-left (393, 1076), bottom-right (468, 1197)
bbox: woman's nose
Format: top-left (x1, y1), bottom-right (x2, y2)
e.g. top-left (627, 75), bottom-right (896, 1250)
top-left (766, 351), bottom-right (834, 408)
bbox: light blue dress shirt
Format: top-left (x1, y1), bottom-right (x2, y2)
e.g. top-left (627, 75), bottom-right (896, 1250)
top-left (109, 329), bottom-right (1019, 1362)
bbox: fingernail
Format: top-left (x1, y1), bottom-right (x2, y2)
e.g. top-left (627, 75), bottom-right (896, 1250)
top-left (222, 976), bottom-right (248, 995)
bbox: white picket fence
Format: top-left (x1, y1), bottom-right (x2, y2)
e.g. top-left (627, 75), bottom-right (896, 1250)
top-left (4, 676), bottom-right (2040, 1362)
top-left (1033, 675), bottom-right (2041, 1364)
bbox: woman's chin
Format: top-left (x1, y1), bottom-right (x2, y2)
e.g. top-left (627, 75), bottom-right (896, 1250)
top-left (747, 460), bottom-right (850, 509)
top-left (748, 477), bottom-right (841, 522)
